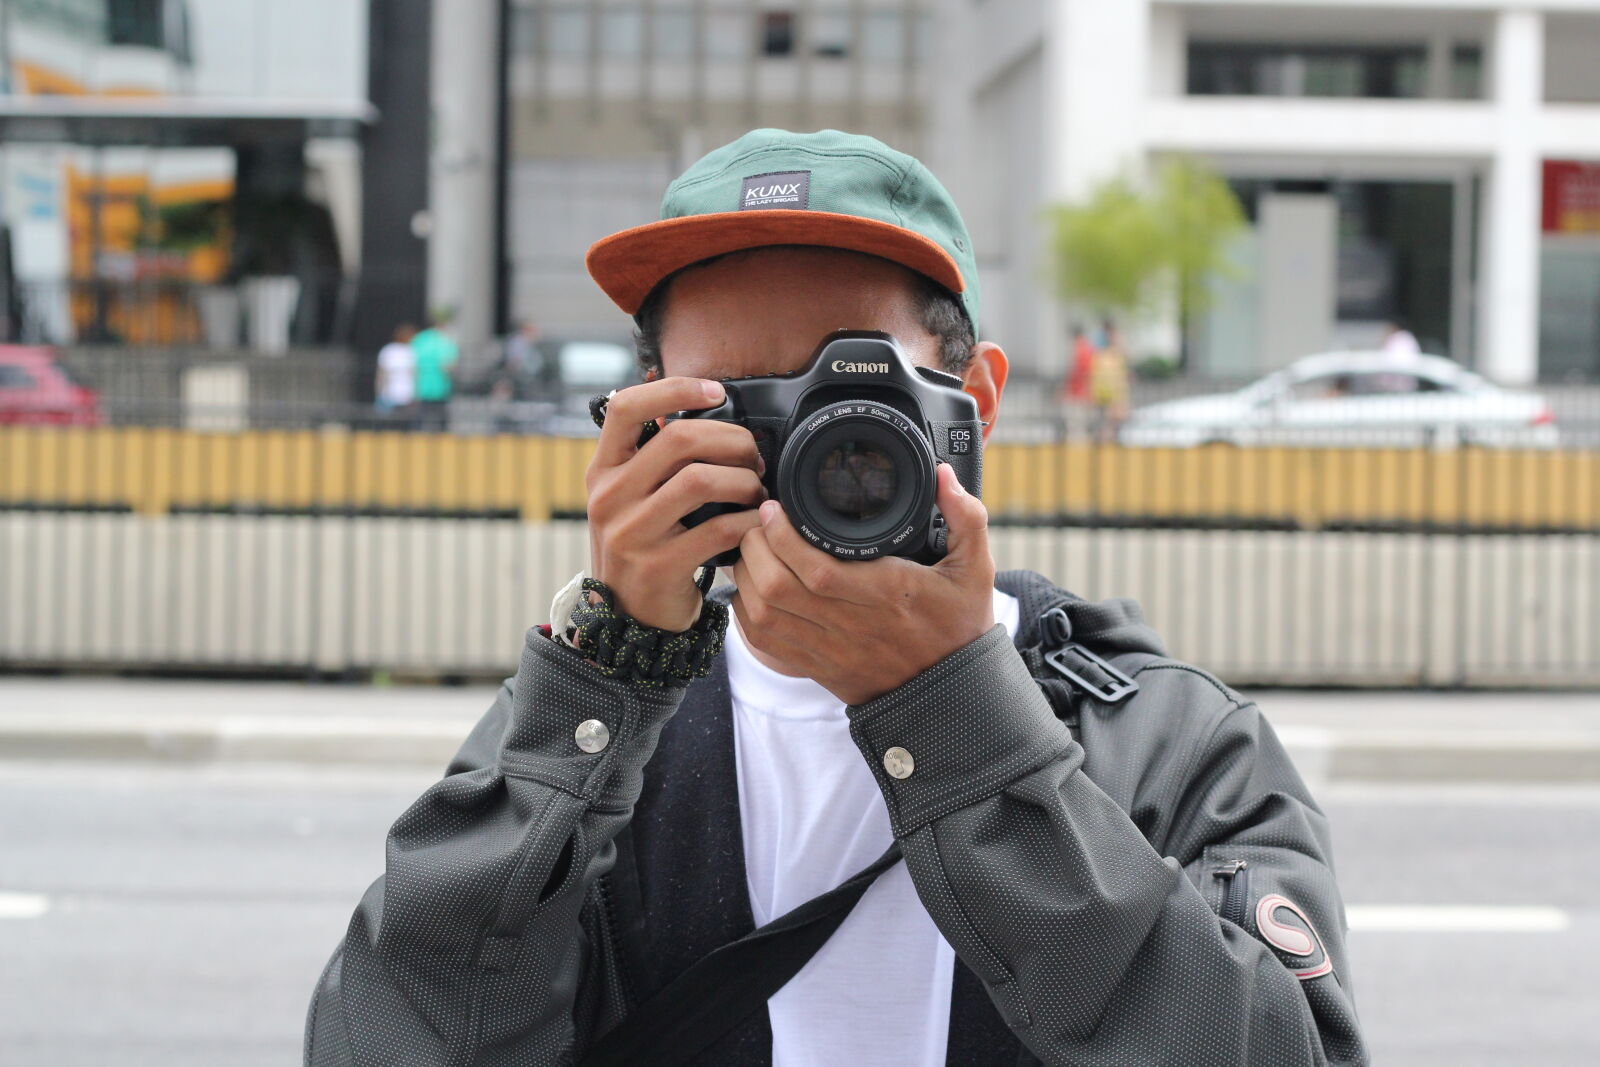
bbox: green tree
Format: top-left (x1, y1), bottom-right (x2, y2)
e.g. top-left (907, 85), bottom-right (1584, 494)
top-left (1047, 157), bottom-right (1247, 337)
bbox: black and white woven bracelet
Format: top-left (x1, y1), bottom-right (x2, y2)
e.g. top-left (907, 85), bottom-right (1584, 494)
top-left (567, 578), bottom-right (727, 688)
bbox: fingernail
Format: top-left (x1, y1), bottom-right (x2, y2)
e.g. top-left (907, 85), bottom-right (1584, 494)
top-left (756, 452), bottom-right (767, 475)
top-left (944, 464), bottom-right (966, 495)
top-left (759, 500), bottom-right (779, 524)
top-left (703, 380), bottom-right (725, 401)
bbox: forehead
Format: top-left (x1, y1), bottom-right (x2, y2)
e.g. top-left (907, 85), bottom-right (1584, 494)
top-left (656, 247), bottom-right (939, 380)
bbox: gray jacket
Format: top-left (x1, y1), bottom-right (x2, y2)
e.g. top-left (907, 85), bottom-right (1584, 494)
top-left (306, 574), bottom-right (1367, 1066)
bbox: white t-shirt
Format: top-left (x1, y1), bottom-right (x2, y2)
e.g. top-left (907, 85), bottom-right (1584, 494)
top-left (377, 342), bottom-right (416, 406)
top-left (726, 589), bottom-right (1022, 1067)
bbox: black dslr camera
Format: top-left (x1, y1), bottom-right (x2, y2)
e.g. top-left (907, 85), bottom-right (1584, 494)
top-left (678, 330), bottom-right (983, 567)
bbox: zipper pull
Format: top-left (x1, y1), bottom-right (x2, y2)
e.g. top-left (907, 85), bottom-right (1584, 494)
top-left (1212, 859), bottom-right (1251, 927)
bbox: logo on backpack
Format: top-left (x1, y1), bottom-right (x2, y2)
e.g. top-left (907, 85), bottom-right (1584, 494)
top-left (1255, 894), bottom-right (1333, 980)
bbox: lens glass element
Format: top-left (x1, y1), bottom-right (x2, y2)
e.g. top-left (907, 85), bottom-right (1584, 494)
top-left (814, 441), bottom-right (898, 522)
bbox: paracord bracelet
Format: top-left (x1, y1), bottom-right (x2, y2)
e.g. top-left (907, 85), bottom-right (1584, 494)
top-left (566, 577), bottom-right (727, 688)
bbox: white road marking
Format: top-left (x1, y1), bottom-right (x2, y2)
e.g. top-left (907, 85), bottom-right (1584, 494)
top-left (1346, 905), bottom-right (1571, 933)
top-left (0, 891), bottom-right (50, 919)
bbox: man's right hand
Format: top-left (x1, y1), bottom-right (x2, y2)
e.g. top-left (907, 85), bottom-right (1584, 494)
top-left (585, 377), bottom-right (766, 632)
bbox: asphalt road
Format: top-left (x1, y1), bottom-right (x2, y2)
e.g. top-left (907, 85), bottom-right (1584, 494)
top-left (2, 762), bottom-right (1597, 1067)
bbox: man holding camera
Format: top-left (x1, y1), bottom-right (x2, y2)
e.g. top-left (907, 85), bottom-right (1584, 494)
top-left (306, 131), bottom-right (1367, 1066)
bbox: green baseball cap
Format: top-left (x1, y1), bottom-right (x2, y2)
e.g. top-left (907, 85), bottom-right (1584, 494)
top-left (586, 128), bottom-right (980, 336)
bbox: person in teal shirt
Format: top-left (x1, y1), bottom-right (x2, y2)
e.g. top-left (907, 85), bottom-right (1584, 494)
top-left (411, 313), bottom-right (459, 432)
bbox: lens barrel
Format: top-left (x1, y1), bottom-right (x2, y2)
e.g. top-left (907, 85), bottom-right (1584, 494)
top-left (778, 400), bottom-right (936, 559)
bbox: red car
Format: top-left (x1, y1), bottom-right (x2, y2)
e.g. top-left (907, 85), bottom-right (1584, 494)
top-left (0, 346), bottom-right (103, 426)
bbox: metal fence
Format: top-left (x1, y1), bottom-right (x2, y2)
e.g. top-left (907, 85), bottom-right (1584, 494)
top-left (2, 361), bottom-right (1598, 687)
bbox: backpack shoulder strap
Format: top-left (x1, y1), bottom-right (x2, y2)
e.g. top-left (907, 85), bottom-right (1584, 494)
top-left (998, 570), bottom-right (1163, 726)
top-left (579, 843), bottom-right (902, 1067)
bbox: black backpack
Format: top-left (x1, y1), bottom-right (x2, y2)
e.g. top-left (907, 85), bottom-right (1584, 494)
top-left (580, 571), bottom-right (1164, 1067)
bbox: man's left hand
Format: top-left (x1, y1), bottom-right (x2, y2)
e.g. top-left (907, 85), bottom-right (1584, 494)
top-left (731, 463), bottom-right (996, 706)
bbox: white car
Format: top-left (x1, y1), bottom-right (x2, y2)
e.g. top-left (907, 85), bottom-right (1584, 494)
top-left (1119, 352), bottom-right (1559, 448)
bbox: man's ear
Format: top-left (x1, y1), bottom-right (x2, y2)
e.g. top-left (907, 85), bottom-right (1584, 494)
top-left (961, 342), bottom-right (1008, 443)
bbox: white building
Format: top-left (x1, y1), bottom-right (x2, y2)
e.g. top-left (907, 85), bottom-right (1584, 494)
top-left (928, 0), bottom-right (1600, 384)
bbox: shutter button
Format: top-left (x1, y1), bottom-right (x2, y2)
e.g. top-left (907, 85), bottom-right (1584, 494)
top-left (574, 720), bottom-right (610, 753)
top-left (883, 746), bottom-right (915, 779)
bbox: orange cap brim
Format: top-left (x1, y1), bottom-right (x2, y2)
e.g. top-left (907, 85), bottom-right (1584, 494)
top-left (586, 210), bottom-right (965, 315)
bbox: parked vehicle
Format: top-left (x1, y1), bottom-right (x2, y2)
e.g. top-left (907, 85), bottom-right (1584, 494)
top-left (469, 338), bottom-right (638, 436)
top-left (1119, 352), bottom-right (1558, 448)
top-left (0, 346), bottom-right (103, 427)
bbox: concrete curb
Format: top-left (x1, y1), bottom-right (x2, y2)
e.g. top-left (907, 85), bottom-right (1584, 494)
top-left (1275, 726), bottom-right (1600, 785)
top-left (3, 717), bottom-right (1600, 784)
top-left (0, 715), bottom-right (468, 769)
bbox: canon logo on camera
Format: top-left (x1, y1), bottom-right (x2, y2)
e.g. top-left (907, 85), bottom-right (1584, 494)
top-left (831, 360), bottom-right (889, 373)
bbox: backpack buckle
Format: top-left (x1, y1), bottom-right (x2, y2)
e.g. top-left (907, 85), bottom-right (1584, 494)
top-left (1043, 644), bottom-right (1139, 705)
top-left (1038, 605), bottom-right (1138, 706)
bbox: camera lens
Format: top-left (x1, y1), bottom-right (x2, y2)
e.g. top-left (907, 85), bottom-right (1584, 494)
top-left (778, 401), bottom-right (936, 559)
top-left (815, 441), bottom-right (899, 522)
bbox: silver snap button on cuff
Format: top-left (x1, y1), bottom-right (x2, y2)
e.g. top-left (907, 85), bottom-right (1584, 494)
top-left (574, 719), bottom-right (611, 753)
top-left (883, 746), bottom-right (915, 779)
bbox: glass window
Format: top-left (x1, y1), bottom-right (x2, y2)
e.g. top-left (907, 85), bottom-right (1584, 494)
top-left (762, 11), bottom-right (795, 57)
top-left (1188, 44), bottom-right (1429, 99)
top-left (1289, 370), bottom-right (1449, 400)
top-left (1451, 45), bottom-right (1483, 100)
top-left (863, 11), bottom-right (904, 62)
top-left (601, 7), bottom-right (643, 59)
top-left (510, 4), bottom-right (538, 55)
top-left (1540, 244), bottom-right (1600, 379)
top-left (107, 0), bottom-right (163, 48)
top-left (656, 6), bottom-right (695, 60)
top-left (0, 365), bottom-right (39, 390)
top-left (707, 11), bottom-right (749, 60)
top-left (812, 10), bottom-right (850, 58)
top-left (1300, 56), bottom-right (1361, 97)
top-left (549, 6), bottom-right (589, 59)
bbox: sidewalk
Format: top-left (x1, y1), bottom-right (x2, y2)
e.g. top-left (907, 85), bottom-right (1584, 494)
top-left (1, 677), bottom-right (1597, 784)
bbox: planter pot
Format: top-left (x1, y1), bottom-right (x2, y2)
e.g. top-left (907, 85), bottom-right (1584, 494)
top-left (241, 275), bottom-right (301, 355)
top-left (195, 286), bottom-right (241, 350)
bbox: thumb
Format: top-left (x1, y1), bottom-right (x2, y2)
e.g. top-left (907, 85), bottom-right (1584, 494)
top-left (933, 463), bottom-right (991, 574)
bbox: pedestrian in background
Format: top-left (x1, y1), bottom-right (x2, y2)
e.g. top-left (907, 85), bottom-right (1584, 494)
top-left (1381, 317), bottom-right (1421, 359)
top-left (411, 311), bottom-right (459, 433)
top-left (1090, 318), bottom-right (1131, 442)
top-left (501, 319), bottom-right (543, 398)
top-left (1061, 321), bottom-right (1095, 406)
top-left (373, 323), bottom-right (417, 430)
top-left (489, 320), bottom-right (543, 434)
top-left (1375, 318), bottom-right (1422, 393)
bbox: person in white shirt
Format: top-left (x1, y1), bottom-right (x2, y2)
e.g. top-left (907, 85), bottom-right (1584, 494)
top-left (374, 323), bottom-right (418, 417)
top-left (1381, 319), bottom-right (1421, 360)
top-left (1376, 318), bottom-right (1422, 393)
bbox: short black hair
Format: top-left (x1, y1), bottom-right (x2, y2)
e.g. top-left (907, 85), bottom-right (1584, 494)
top-left (631, 250), bottom-right (975, 379)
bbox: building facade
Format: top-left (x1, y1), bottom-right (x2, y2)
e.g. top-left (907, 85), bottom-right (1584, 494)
top-left (0, 0), bottom-right (372, 355)
top-left (499, 0), bottom-right (933, 347)
top-left (931, 0), bottom-right (1600, 383)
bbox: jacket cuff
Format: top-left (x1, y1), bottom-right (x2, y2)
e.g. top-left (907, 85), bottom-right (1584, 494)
top-left (497, 628), bottom-right (687, 806)
top-left (846, 625), bottom-right (1074, 836)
